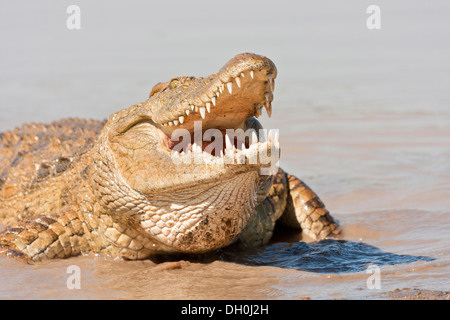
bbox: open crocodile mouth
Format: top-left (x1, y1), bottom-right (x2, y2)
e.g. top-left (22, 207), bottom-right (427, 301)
top-left (149, 53), bottom-right (278, 158)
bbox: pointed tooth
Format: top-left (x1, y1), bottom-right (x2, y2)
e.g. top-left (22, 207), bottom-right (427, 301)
top-left (185, 109), bottom-right (190, 115)
top-left (255, 104), bottom-right (261, 117)
top-left (173, 120), bottom-right (179, 126)
top-left (227, 82), bottom-right (233, 94)
top-left (265, 93), bottom-right (272, 117)
top-left (216, 91), bottom-right (220, 97)
top-left (241, 72), bottom-right (245, 78)
top-left (179, 116), bottom-right (184, 124)
top-left (190, 105), bottom-right (195, 111)
top-left (211, 96), bottom-right (216, 106)
top-left (257, 103), bottom-right (264, 117)
top-left (168, 121), bottom-right (173, 126)
top-left (264, 103), bottom-right (272, 118)
top-left (250, 70), bottom-right (254, 79)
top-left (199, 107), bottom-right (206, 119)
top-left (206, 102), bottom-right (211, 113)
top-left (235, 77), bottom-right (241, 88)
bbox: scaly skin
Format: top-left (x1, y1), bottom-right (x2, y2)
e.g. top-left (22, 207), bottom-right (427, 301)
top-left (0, 53), bottom-right (339, 263)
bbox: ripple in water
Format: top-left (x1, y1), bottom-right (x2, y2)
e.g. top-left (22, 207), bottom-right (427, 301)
top-left (220, 240), bottom-right (434, 274)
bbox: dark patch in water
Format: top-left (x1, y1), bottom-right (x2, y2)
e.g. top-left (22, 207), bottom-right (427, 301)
top-left (219, 240), bottom-right (434, 274)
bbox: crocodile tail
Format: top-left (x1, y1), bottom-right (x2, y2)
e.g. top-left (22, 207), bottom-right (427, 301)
top-left (279, 173), bottom-right (340, 240)
top-left (0, 212), bottom-right (88, 263)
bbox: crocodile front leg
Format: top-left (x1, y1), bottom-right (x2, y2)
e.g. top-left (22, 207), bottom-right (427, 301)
top-left (0, 211), bottom-right (89, 263)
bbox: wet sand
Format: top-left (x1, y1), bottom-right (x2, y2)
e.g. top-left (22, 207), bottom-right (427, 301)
top-left (1, 1), bottom-right (449, 299)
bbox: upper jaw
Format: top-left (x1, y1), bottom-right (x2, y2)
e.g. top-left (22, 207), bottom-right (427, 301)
top-left (148, 53), bottom-right (277, 136)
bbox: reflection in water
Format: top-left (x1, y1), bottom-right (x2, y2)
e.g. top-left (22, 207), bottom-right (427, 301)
top-left (219, 240), bottom-right (434, 274)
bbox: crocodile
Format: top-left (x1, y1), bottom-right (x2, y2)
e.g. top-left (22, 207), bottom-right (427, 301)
top-left (0, 53), bottom-right (339, 263)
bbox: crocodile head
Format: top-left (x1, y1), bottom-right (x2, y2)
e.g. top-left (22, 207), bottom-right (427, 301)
top-left (91, 53), bottom-right (279, 257)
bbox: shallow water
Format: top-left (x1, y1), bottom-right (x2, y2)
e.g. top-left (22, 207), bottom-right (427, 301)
top-left (1, 0), bottom-right (449, 299)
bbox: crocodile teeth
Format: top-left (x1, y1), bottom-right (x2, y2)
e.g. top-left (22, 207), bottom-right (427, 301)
top-left (168, 121), bottom-right (173, 126)
top-left (190, 105), bottom-right (195, 111)
top-left (206, 102), bottom-right (211, 113)
top-left (199, 107), bottom-right (206, 119)
top-left (211, 96), bottom-right (216, 106)
top-left (227, 82), bottom-right (233, 94)
top-left (241, 72), bottom-right (245, 78)
top-left (185, 109), bottom-right (190, 115)
top-left (173, 119), bottom-right (179, 126)
top-left (250, 70), bottom-right (254, 79)
top-left (264, 105), bottom-right (272, 118)
top-left (235, 77), bottom-right (241, 88)
top-left (265, 93), bottom-right (272, 118)
top-left (216, 91), bottom-right (220, 97)
top-left (274, 131), bottom-right (279, 146)
top-left (179, 116), bottom-right (184, 124)
top-left (192, 142), bottom-right (202, 153)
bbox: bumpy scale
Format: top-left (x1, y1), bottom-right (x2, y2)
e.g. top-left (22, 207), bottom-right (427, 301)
top-left (0, 53), bottom-right (339, 263)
